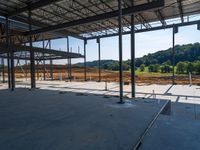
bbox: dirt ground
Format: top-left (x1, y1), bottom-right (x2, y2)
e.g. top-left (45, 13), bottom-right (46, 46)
top-left (12, 65), bottom-right (200, 85)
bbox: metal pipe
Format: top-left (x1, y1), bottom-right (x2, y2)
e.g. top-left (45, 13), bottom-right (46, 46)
top-left (131, 14), bottom-right (135, 98)
top-left (29, 9), bottom-right (36, 88)
top-left (118, 0), bottom-right (124, 103)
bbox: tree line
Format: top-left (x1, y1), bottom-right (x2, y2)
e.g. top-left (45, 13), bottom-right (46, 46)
top-left (139, 61), bottom-right (200, 75)
top-left (75, 42), bottom-right (200, 73)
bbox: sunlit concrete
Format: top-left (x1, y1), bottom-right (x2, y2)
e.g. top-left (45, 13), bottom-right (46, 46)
top-left (0, 88), bottom-right (167, 150)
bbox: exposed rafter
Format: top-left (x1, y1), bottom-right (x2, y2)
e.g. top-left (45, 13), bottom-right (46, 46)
top-left (8, 0), bottom-right (62, 18)
top-left (177, 0), bottom-right (184, 23)
top-left (155, 9), bottom-right (167, 26)
top-left (23, 0), bottom-right (164, 35)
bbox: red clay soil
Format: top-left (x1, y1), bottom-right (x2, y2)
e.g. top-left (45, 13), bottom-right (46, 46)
top-left (13, 65), bottom-right (200, 85)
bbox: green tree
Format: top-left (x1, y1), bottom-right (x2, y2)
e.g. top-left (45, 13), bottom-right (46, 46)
top-left (140, 64), bottom-right (145, 72)
top-left (176, 62), bottom-right (186, 74)
top-left (194, 61), bottom-right (200, 74)
top-left (160, 64), bottom-right (171, 73)
top-left (148, 65), bottom-right (154, 72)
top-left (186, 62), bottom-right (194, 74)
top-left (148, 64), bottom-right (160, 72)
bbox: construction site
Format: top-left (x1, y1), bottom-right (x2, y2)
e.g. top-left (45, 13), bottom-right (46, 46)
top-left (0, 0), bottom-right (200, 150)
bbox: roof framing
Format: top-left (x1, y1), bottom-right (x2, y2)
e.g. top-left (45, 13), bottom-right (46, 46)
top-left (0, 0), bottom-right (200, 41)
top-left (23, 0), bottom-right (164, 35)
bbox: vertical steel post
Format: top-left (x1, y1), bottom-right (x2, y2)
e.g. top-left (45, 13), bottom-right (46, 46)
top-left (49, 40), bottom-right (53, 80)
top-left (66, 36), bottom-right (71, 81)
top-left (172, 25), bottom-right (177, 85)
top-left (36, 61), bottom-right (39, 80)
top-left (6, 17), bottom-right (11, 89)
top-left (118, 0), bottom-right (124, 103)
top-left (42, 40), bottom-right (46, 80)
top-left (69, 48), bottom-right (72, 81)
top-left (97, 38), bottom-right (101, 82)
top-left (29, 9), bottom-right (36, 89)
top-left (131, 14), bottom-right (135, 98)
top-left (1, 58), bottom-right (5, 83)
top-left (25, 50), bottom-right (28, 81)
top-left (84, 39), bottom-right (87, 81)
top-left (10, 36), bottom-right (15, 90)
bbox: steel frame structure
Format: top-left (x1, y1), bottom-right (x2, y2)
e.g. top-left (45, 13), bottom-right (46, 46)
top-left (0, 0), bottom-right (200, 102)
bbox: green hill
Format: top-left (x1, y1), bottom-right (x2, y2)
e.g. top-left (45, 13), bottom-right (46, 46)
top-left (75, 42), bottom-right (200, 71)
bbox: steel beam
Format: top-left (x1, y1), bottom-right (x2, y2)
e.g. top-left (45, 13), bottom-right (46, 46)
top-left (8, 0), bottom-right (62, 18)
top-left (118, 0), bottom-right (124, 104)
top-left (24, 0), bottom-right (164, 35)
top-left (84, 39), bottom-right (87, 81)
top-left (29, 9), bottom-right (36, 89)
top-left (177, 0), bottom-right (184, 23)
top-left (86, 20), bottom-right (200, 40)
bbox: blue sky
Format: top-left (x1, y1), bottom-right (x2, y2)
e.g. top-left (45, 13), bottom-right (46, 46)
top-left (46, 24), bottom-right (200, 64)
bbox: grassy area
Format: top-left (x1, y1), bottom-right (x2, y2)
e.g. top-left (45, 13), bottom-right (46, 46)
top-left (122, 67), bottom-right (191, 77)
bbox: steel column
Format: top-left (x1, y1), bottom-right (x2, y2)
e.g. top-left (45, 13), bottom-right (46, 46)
top-left (25, 49), bottom-right (28, 81)
top-left (36, 61), bottom-right (39, 80)
top-left (97, 38), bottom-right (101, 82)
top-left (131, 14), bottom-right (135, 98)
top-left (6, 17), bottom-right (11, 89)
top-left (49, 40), bottom-right (53, 80)
top-left (172, 27), bottom-right (175, 84)
top-left (10, 36), bottom-right (15, 90)
top-left (118, 0), bottom-right (124, 103)
top-left (66, 36), bottom-right (71, 81)
top-left (42, 40), bottom-right (46, 80)
top-left (172, 26), bottom-right (178, 84)
top-left (84, 39), bottom-right (87, 81)
top-left (29, 9), bottom-right (36, 89)
top-left (1, 58), bottom-right (5, 83)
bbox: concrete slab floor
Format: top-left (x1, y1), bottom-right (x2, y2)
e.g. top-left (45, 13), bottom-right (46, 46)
top-left (1, 81), bottom-right (200, 149)
top-left (0, 88), bottom-right (167, 150)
